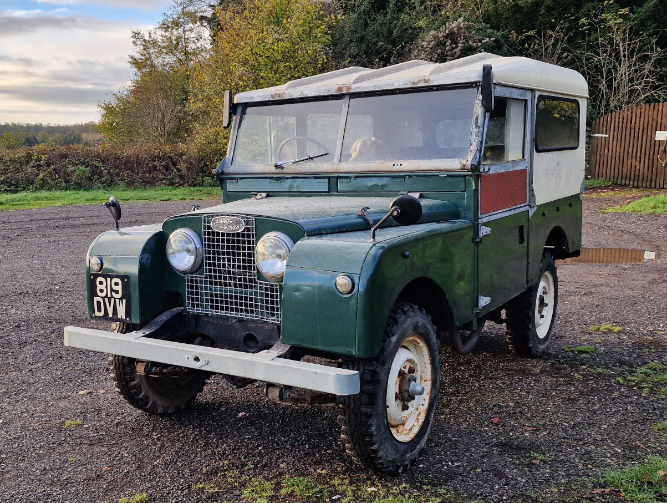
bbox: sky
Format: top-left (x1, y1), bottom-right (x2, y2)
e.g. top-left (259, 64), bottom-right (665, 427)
top-left (0, 0), bottom-right (172, 124)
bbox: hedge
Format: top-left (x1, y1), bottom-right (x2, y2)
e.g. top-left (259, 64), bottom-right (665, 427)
top-left (0, 145), bottom-right (213, 193)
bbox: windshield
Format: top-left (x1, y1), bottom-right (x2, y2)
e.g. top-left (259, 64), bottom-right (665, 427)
top-left (231, 87), bottom-right (478, 170)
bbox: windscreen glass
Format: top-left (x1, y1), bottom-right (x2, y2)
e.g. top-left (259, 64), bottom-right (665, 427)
top-left (342, 88), bottom-right (477, 163)
top-left (232, 88), bottom-right (478, 168)
top-left (233, 99), bottom-right (344, 165)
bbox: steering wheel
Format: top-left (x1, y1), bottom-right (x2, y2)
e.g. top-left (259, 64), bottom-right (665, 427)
top-left (276, 136), bottom-right (330, 162)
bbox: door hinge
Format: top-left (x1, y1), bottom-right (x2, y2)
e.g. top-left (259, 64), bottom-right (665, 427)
top-left (478, 296), bottom-right (491, 310)
top-left (479, 225), bottom-right (491, 237)
top-left (475, 224), bottom-right (491, 243)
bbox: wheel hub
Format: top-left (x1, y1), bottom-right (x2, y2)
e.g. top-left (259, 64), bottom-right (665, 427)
top-left (386, 335), bottom-right (433, 442)
top-left (535, 271), bottom-right (555, 339)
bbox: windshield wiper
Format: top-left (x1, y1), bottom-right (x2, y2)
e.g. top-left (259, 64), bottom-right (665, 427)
top-left (274, 152), bottom-right (329, 169)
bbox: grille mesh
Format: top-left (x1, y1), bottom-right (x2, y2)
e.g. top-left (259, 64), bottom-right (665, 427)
top-left (186, 215), bottom-right (281, 323)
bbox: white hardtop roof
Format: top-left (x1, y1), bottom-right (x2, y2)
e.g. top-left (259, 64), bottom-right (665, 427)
top-left (235, 53), bottom-right (588, 104)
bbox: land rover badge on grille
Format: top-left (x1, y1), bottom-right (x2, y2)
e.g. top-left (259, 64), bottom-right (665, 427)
top-left (211, 216), bottom-right (245, 232)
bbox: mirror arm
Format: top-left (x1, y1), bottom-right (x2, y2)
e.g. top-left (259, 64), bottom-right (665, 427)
top-left (370, 207), bottom-right (400, 242)
top-left (104, 203), bottom-right (119, 231)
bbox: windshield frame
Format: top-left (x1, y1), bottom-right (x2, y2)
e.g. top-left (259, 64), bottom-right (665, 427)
top-left (224, 85), bottom-right (484, 175)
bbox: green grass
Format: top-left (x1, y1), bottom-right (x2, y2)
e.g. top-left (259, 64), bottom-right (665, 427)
top-left (585, 178), bottom-right (614, 188)
top-left (118, 494), bottom-right (148, 503)
top-left (603, 193), bottom-right (667, 214)
top-left (196, 471), bottom-right (466, 503)
top-left (62, 420), bottom-right (82, 428)
top-left (651, 422), bottom-right (667, 433)
top-left (602, 457), bottom-right (667, 502)
top-left (589, 325), bottom-right (623, 333)
top-left (0, 187), bottom-right (220, 211)
top-left (242, 478), bottom-right (275, 502)
top-left (617, 362), bottom-right (667, 397)
top-left (529, 452), bottom-right (552, 462)
top-left (280, 477), bottom-right (328, 498)
top-left (562, 345), bottom-right (597, 354)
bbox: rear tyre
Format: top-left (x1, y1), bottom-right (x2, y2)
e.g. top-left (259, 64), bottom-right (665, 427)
top-left (337, 303), bottom-right (440, 474)
top-left (506, 252), bottom-right (558, 357)
top-left (110, 323), bottom-right (206, 414)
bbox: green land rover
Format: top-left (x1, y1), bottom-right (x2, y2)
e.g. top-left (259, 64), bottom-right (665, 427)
top-left (65, 53), bottom-right (586, 474)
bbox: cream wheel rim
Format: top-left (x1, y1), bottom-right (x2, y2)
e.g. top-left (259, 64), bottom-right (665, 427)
top-left (535, 271), bottom-right (555, 339)
top-left (385, 335), bottom-right (433, 442)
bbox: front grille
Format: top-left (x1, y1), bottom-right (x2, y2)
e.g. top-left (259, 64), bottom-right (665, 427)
top-left (185, 215), bottom-right (281, 323)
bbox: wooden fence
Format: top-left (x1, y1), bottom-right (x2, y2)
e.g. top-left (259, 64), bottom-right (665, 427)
top-left (589, 102), bottom-right (667, 188)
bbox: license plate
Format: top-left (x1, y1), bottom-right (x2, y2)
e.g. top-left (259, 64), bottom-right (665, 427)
top-left (89, 273), bottom-right (131, 321)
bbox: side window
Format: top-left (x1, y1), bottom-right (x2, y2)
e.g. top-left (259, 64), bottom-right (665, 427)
top-left (535, 97), bottom-right (579, 151)
top-left (482, 98), bottom-right (526, 164)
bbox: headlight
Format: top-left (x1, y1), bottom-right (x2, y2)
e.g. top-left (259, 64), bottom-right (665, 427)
top-left (256, 232), bottom-right (294, 282)
top-left (166, 228), bottom-right (202, 274)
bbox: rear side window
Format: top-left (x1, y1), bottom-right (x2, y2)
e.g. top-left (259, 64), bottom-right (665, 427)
top-left (535, 97), bottom-right (580, 151)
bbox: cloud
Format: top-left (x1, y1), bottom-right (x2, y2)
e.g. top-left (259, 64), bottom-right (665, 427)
top-left (0, 55), bottom-right (37, 67)
top-left (0, 1), bottom-right (175, 123)
top-left (0, 15), bottom-right (150, 123)
top-left (33, 0), bottom-right (170, 11)
top-left (0, 14), bottom-right (78, 36)
top-left (0, 85), bottom-right (110, 107)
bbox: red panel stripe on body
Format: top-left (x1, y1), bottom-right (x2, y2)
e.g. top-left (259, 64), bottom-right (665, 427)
top-left (480, 169), bottom-right (527, 215)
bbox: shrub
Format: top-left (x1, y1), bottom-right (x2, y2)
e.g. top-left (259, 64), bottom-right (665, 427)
top-left (0, 144), bottom-right (212, 193)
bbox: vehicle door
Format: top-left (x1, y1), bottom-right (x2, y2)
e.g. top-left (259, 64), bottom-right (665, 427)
top-left (476, 88), bottom-right (532, 315)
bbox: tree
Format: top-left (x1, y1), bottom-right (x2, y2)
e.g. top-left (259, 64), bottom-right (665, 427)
top-left (189, 0), bottom-right (330, 163)
top-left (409, 17), bottom-right (497, 63)
top-left (100, 69), bottom-right (190, 145)
top-left (0, 132), bottom-right (25, 150)
top-left (574, 6), bottom-right (666, 117)
top-left (99, 0), bottom-right (209, 145)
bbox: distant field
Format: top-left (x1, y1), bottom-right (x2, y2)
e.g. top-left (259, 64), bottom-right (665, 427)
top-left (0, 187), bottom-right (221, 211)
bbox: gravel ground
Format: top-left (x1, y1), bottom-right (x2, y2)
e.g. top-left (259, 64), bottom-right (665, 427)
top-left (1, 189), bottom-right (666, 503)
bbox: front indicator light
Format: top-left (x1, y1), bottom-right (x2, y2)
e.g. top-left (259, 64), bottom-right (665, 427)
top-left (90, 256), bottom-right (103, 272)
top-left (335, 275), bottom-right (355, 295)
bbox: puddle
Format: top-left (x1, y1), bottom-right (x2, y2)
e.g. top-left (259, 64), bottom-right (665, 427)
top-left (561, 247), bottom-right (659, 264)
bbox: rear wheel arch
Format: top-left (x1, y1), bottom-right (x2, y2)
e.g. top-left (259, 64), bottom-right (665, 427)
top-left (544, 226), bottom-right (570, 259)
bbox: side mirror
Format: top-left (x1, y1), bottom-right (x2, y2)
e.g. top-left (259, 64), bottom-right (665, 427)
top-left (104, 196), bottom-right (121, 230)
top-left (370, 195), bottom-right (422, 241)
top-left (223, 90), bottom-right (235, 129)
top-left (481, 64), bottom-right (494, 112)
top-left (390, 195), bottom-right (422, 226)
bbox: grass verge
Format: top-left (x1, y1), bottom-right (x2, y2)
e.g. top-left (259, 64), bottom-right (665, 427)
top-left (602, 457), bottom-right (667, 502)
top-left (603, 193), bottom-right (667, 214)
top-left (585, 178), bottom-right (614, 188)
top-left (0, 187), bottom-right (220, 211)
top-left (193, 469), bottom-right (466, 503)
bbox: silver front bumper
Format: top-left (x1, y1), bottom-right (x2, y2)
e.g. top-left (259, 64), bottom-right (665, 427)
top-left (64, 326), bottom-right (360, 396)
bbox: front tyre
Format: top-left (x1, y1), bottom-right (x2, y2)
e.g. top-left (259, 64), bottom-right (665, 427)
top-left (110, 323), bottom-right (206, 414)
top-left (506, 252), bottom-right (558, 357)
top-left (337, 303), bottom-right (440, 474)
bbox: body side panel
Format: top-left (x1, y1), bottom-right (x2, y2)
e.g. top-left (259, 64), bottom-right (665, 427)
top-left (356, 221), bottom-right (475, 358)
top-left (527, 194), bottom-right (582, 283)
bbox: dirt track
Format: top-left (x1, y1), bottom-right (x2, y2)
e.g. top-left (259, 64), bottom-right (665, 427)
top-left (0, 189), bottom-right (666, 503)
